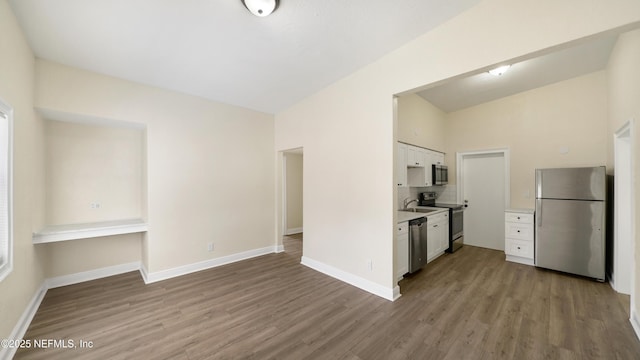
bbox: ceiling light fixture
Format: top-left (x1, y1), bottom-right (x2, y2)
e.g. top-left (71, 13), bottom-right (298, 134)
top-left (488, 65), bottom-right (511, 76)
top-left (243, 0), bottom-right (277, 17)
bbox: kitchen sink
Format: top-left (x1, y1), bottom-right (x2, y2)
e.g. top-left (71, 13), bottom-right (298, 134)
top-left (403, 208), bottom-right (438, 214)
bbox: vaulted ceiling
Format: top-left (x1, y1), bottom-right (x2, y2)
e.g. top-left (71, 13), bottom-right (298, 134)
top-left (417, 35), bottom-right (618, 113)
top-left (9, 0), bottom-right (481, 114)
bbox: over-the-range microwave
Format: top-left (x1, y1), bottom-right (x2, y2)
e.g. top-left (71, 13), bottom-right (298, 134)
top-left (432, 164), bottom-right (448, 186)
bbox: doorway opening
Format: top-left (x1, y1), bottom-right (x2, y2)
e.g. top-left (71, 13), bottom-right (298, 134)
top-left (457, 149), bottom-right (510, 251)
top-left (613, 120), bottom-right (635, 306)
top-left (282, 148), bottom-right (303, 260)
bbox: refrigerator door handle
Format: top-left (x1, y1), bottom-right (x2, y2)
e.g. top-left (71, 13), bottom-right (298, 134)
top-left (536, 199), bottom-right (542, 227)
top-left (535, 170), bottom-right (542, 198)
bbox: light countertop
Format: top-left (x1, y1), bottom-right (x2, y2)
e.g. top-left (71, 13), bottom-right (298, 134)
top-left (397, 207), bottom-right (448, 223)
top-left (506, 208), bottom-right (535, 214)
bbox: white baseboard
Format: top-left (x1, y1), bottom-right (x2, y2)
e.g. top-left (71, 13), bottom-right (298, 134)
top-left (609, 276), bottom-right (617, 292)
top-left (392, 285), bottom-right (401, 301)
top-left (631, 308), bottom-right (640, 341)
top-left (285, 227), bottom-right (303, 235)
top-left (142, 245), bottom-right (279, 284)
top-left (46, 262), bottom-right (141, 289)
top-left (139, 262), bottom-right (150, 284)
top-left (0, 282), bottom-right (47, 360)
top-left (274, 244), bottom-right (285, 253)
top-left (300, 256), bottom-right (397, 301)
top-left (505, 255), bottom-right (535, 266)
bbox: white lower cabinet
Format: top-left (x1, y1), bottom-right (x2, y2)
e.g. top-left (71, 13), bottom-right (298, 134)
top-left (427, 212), bottom-right (449, 263)
top-left (505, 209), bottom-right (535, 266)
top-left (396, 222), bottom-right (409, 281)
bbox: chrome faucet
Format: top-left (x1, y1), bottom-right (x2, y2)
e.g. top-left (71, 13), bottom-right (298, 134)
top-left (403, 197), bottom-right (418, 210)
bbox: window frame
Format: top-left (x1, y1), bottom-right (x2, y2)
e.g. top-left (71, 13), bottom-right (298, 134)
top-left (0, 97), bottom-right (14, 282)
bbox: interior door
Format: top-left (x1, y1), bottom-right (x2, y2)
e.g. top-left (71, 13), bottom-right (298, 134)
top-left (461, 152), bottom-right (506, 251)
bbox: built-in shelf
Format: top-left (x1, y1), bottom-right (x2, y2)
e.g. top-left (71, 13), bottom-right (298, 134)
top-left (33, 218), bottom-right (148, 244)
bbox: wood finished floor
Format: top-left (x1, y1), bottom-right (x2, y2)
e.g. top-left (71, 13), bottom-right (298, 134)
top-left (16, 234), bottom-right (640, 359)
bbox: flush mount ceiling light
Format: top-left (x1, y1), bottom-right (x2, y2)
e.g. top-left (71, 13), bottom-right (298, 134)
top-left (243, 0), bottom-right (277, 17)
top-left (488, 65), bottom-right (511, 76)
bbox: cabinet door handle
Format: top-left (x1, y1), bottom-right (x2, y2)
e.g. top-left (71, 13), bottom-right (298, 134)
top-left (434, 224), bottom-right (438, 227)
top-left (517, 246), bottom-right (521, 250)
top-left (517, 230), bottom-right (520, 233)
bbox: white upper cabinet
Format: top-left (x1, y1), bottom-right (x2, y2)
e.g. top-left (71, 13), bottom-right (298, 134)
top-left (406, 145), bottom-right (425, 167)
top-left (397, 143), bottom-right (408, 187)
top-left (397, 142), bottom-right (445, 187)
top-left (423, 150), bottom-right (444, 187)
top-left (432, 152), bottom-right (444, 166)
top-left (422, 164), bottom-right (432, 187)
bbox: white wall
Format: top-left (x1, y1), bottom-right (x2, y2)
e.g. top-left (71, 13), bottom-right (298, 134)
top-left (275, 0), bottom-right (640, 297)
top-left (606, 29), bottom-right (640, 328)
top-left (44, 234), bottom-right (141, 278)
top-left (395, 94), bottom-right (452, 209)
top-left (0, 0), bottom-right (47, 340)
top-left (35, 60), bottom-right (276, 275)
top-left (397, 94), bottom-right (446, 152)
top-left (446, 71), bottom-right (608, 209)
top-left (44, 120), bottom-right (143, 225)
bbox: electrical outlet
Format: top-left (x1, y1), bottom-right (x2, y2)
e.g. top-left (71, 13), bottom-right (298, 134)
top-left (207, 242), bottom-right (214, 252)
top-left (90, 202), bottom-right (101, 209)
top-left (367, 259), bottom-right (373, 272)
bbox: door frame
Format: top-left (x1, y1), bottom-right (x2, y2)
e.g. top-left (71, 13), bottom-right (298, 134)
top-left (456, 148), bottom-right (511, 208)
top-left (614, 119), bottom-right (636, 316)
top-left (281, 148), bottom-right (304, 237)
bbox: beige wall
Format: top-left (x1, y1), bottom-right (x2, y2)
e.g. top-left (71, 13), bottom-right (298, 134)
top-left (606, 29), bottom-right (640, 323)
top-left (446, 71), bottom-right (608, 209)
top-left (35, 60), bottom-right (276, 274)
top-left (275, 0), bottom-right (640, 294)
top-left (44, 120), bottom-right (144, 225)
top-left (285, 153), bottom-right (303, 232)
top-left (44, 234), bottom-right (142, 278)
top-left (397, 94), bottom-right (446, 152)
top-left (2, 0), bottom-right (640, 345)
top-left (0, 0), bottom-right (47, 340)
top-left (42, 120), bottom-right (144, 278)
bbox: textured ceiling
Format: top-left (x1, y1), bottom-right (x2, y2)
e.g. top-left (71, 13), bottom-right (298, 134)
top-left (417, 35), bottom-right (618, 113)
top-left (9, 0), bottom-right (480, 114)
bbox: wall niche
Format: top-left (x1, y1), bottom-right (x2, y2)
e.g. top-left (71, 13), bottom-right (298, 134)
top-left (34, 109), bottom-right (147, 244)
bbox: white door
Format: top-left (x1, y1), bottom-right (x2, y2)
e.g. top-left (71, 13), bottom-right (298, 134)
top-left (461, 152), bottom-right (506, 251)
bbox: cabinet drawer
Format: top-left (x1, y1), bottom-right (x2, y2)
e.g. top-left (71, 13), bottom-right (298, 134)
top-left (505, 213), bottom-right (533, 224)
top-left (397, 222), bottom-right (408, 235)
top-left (505, 239), bottom-right (534, 259)
top-left (427, 212), bottom-right (448, 223)
top-left (505, 223), bottom-right (533, 240)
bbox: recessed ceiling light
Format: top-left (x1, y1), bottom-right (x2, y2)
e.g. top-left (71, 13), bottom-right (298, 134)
top-left (243, 0), bottom-right (277, 17)
top-left (488, 65), bottom-right (511, 76)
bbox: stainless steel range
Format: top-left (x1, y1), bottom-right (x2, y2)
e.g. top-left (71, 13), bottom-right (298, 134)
top-left (419, 192), bottom-right (464, 253)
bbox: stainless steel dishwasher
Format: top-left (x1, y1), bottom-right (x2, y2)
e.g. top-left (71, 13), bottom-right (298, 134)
top-left (408, 217), bottom-right (427, 273)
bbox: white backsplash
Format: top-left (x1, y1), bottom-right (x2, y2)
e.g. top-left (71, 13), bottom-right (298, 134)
top-left (397, 184), bottom-right (458, 209)
top-left (436, 185), bottom-right (458, 203)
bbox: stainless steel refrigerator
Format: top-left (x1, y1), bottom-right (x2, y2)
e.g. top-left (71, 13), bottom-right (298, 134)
top-left (535, 166), bottom-right (606, 281)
